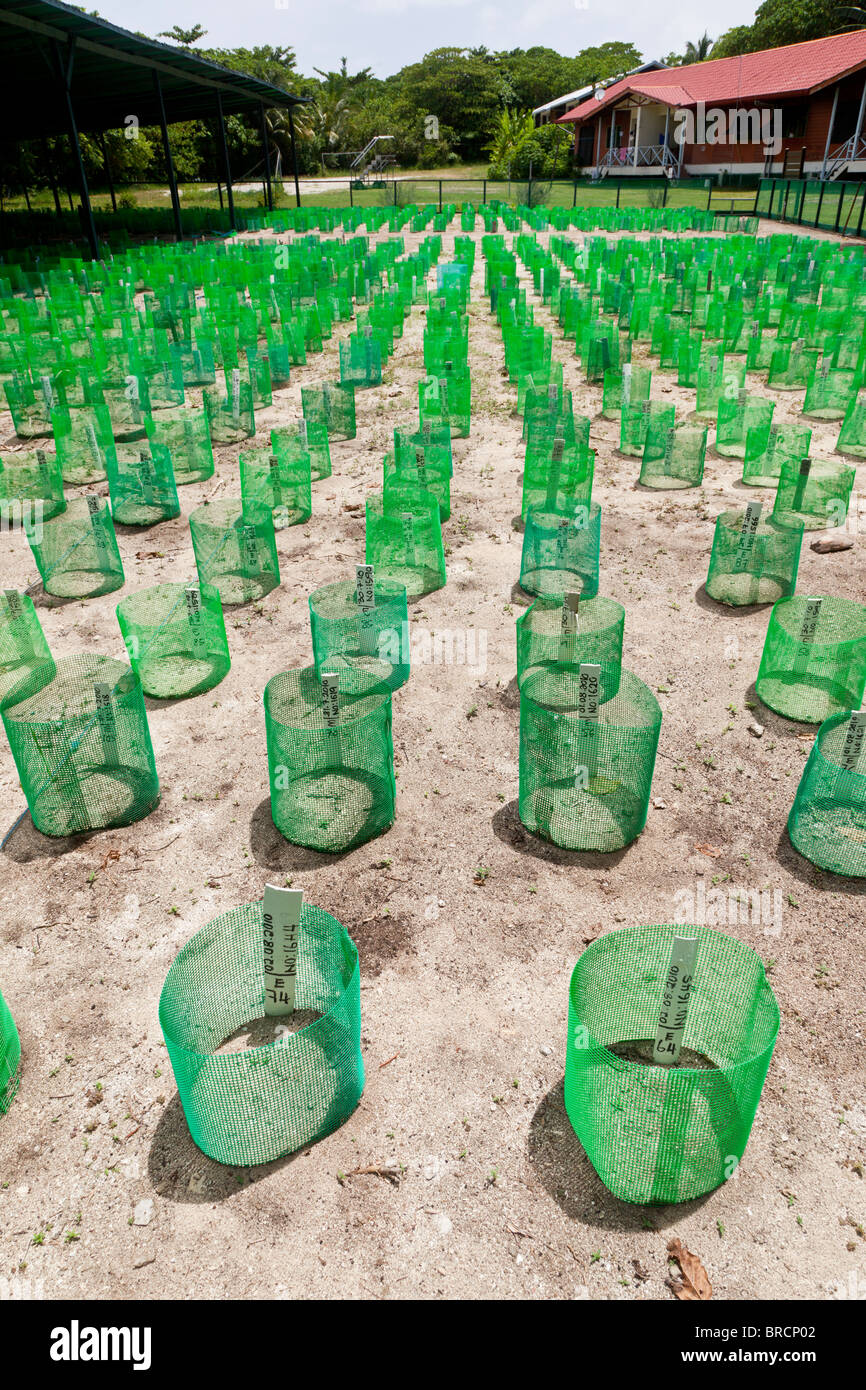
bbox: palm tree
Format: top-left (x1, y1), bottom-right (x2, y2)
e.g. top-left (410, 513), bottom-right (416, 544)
top-left (682, 33), bottom-right (714, 63)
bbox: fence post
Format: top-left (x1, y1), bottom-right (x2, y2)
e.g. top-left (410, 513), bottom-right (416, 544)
top-left (857, 184), bottom-right (866, 237)
top-left (814, 181), bottom-right (825, 228)
top-left (661, 178), bottom-right (668, 208)
top-left (349, 179), bottom-right (353, 208)
top-left (572, 178), bottom-right (578, 208)
top-left (483, 178), bottom-right (487, 204)
top-left (833, 183), bottom-right (846, 232)
top-left (393, 179), bottom-right (397, 207)
top-left (798, 180), bottom-right (806, 225)
top-left (438, 180), bottom-right (442, 212)
top-left (616, 181), bottom-right (621, 208)
top-left (707, 181), bottom-right (712, 211)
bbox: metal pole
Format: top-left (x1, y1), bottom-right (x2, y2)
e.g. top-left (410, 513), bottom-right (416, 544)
top-left (41, 136), bottom-right (63, 215)
top-left (616, 181), bottom-right (621, 208)
top-left (260, 104), bottom-right (273, 211)
top-left (287, 106), bottom-right (301, 208)
top-left (820, 84), bottom-right (840, 180)
top-left (633, 104), bottom-right (641, 168)
top-left (52, 39), bottom-right (98, 260)
top-left (215, 92), bottom-right (236, 229)
top-left (815, 180), bottom-right (826, 227)
top-left (852, 75), bottom-right (866, 160)
top-left (483, 178), bottom-right (487, 203)
top-left (439, 180), bottom-right (442, 212)
top-left (856, 184), bottom-right (866, 237)
top-left (573, 177), bottom-right (578, 208)
top-left (154, 71), bottom-right (183, 241)
top-left (99, 132), bottom-right (116, 213)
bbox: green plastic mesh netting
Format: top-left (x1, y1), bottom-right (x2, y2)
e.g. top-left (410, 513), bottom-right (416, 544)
top-left (1, 654), bottom-right (160, 837)
top-left (836, 389), bottom-right (866, 458)
top-left (365, 485), bottom-right (446, 599)
top-left (159, 899), bottom-right (363, 1165)
top-left (239, 447), bottom-right (312, 530)
top-left (28, 496), bottom-right (125, 599)
top-left (715, 395), bottom-right (775, 461)
top-left (384, 450), bottom-right (451, 523)
top-left (515, 593), bottom-right (624, 699)
top-left (116, 581), bottom-right (231, 700)
top-left (705, 507), bottom-right (803, 607)
top-left (803, 364), bottom-right (856, 421)
top-left (0, 447), bottom-right (65, 522)
top-left (272, 422), bottom-right (331, 482)
top-left (105, 443), bottom-right (180, 527)
top-left (0, 988), bottom-right (20, 1115)
top-left (756, 595), bottom-right (866, 724)
top-left (301, 382), bottom-right (356, 442)
top-left (788, 710), bottom-right (866, 877)
top-left (309, 577), bottom-right (410, 694)
top-left (189, 499), bottom-right (280, 606)
top-left (519, 667), bottom-right (661, 852)
top-left (51, 404), bottom-right (112, 485)
top-left (203, 380), bottom-right (255, 445)
top-left (519, 503), bottom-right (601, 599)
top-left (564, 924), bottom-right (779, 1204)
top-left (640, 423), bottom-right (707, 490)
top-left (146, 407), bottom-right (215, 486)
top-left (264, 666), bottom-right (396, 853)
top-left (620, 402), bottom-right (674, 459)
top-left (521, 440), bottom-right (595, 520)
top-left (0, 590), bottom-right (54, 709)
top-left (772, 455), bottom-right (856, 532)
top-left (742, 423), bottom-right (812, 488)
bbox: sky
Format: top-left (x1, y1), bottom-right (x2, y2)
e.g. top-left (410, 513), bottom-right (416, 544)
top-left (89, 0), bottom-right (762, 81)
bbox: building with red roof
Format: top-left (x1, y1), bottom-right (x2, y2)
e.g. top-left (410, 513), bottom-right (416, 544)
top-left (557, 30), bottom-right (866, 180)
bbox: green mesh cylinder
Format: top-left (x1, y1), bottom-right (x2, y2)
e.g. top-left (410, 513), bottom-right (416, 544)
top-left (4, 375), bottom-right (54, 439)
top-left (602, 363), bottom-right (651, 421)
top-left (772, 455), bottom-right (856, 532)
top-left (742, 423), bottom-right (812, 488)
top-left (159, 899), bottom-right (363, 1166)
top-left (1, 654), bottom-right (160, 837)
top-left (383, 451), bottom-right (451, 522)
top-left (146, 408), bottom-right (215, 486)
top-left (339, 334), bottom-right (382, 388)
top-left (620, 402), bottom-right (674, 459)
top-left (564, 924), bottom-right (779, 1204)
top-left (0, 447), bottom-right (65, 522)
top-left (116, 580), bottom-right (231, 699)
top-left (836, 389), bottom-right (866, 458)
top-left (0, 989), bottom-right (21, 1115)
top-left (696, 359), bottom-right (745, 422)
top-left (309, 578), bottom-right (410, 694)
top-left (105, 443), bottom-right (180, 527)
top-left (788, 711), bottom-right (866, 876)
top-left (239, 447), bottom-right (312, 529)
top-left (29, 496), bottom-right (125, 599)
top-left (272, 421), bottom-right (331, 482)
top-left (301, 382), bottom-right (356, 442)
top-left (515, 594), bottom-right (624, 697)
top-left (715, 395), bottom-right (774, 460)
top-left (803, 365), bottom-right (856, 421)
top-left (521, 442), bottom-right (594, 519)
top-left (705, 509), bottom-right (803, 607)
top-left (189, 499), bottom-right (280, 607)
top-left (51, 404), bottom-right (112, 485)
top-left (755, 595), bottom-right (866, 724)
top-left (203, 380), bottom-right (255, 445)
top-left (768, 341), bottom-right (820, 391)
top-left (519, 503), bottom-right (601, 599)
top-left (640, 423), bottom-right (707, 490)
top-left (98, 376), bottom-right (150, 441)
top-left (264, 667), bottom-right (396, 852)
top-left (519, 667), bottom-right (661, 852)
top-left (0, 590), bottom-right (53, 709)
top-left (365, 485), bottom-right (446, 599)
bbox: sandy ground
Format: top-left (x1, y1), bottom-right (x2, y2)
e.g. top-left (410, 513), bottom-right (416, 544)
top-left (0, 216), bottom-right (864, 1303)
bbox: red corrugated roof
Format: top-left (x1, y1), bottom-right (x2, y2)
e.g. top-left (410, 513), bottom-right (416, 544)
top-left (558, 28), bottom-right (866, 122)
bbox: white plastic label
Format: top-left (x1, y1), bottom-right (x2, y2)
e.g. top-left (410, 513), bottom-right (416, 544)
top-left (263, 884), bottom-right (303, 1017)
top-left (321, 671), bottom-right (340, 727)
top-left (93, 682), bottom-right (118, 765)
top-left (184, 585), bottom-right (209, 659)
top-left (734, 501), bottom-right (762, 570)
top-left (401, 512), bottom-right (416, 567)
top-left (653, 936), bottom-right (700, 1066)
top-left (839, 711), bottom-right (866, 772)
top-left (356, 564), bottom-right (377, 655)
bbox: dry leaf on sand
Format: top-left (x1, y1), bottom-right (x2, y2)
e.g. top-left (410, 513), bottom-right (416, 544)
top-left (667, 1238), bottom-right (712, 1301)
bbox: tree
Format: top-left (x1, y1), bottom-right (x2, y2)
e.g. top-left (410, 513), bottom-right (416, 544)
top-left (682, 33), bottom-right (714, 63)
top-left (158, 24), bottom-right (207, 46)
top-left (713, 0), bottom-right (843, 57)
